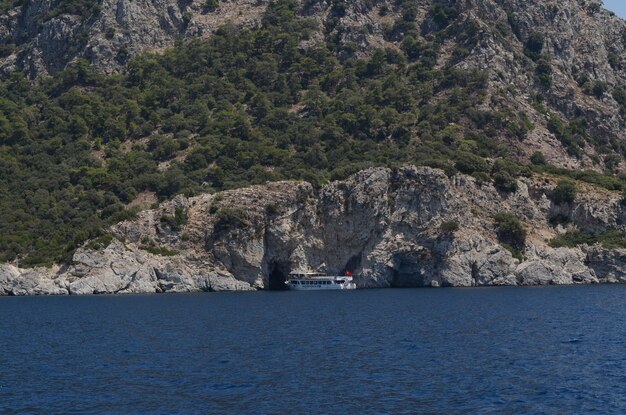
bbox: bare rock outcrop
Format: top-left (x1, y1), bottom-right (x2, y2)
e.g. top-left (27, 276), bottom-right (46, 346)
top-left (2, 166), bottom-right (625, 295)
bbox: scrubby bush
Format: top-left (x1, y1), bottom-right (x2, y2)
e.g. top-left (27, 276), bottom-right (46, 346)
top-left (524, 32), bottom-right (545, 61)
top-left (591, 81), bottom-right (607, 98)
top-left (530, 151), bottom-right (546, 165)
top-left (550, 230), bottom-right (626, 249)
top-left (428, 4), bottom-right (459, 28)
top-left (440, 220), bottom-right (459, 234)
top-left (84, 234), bottom-right (114, 250)
top-left (494, 212), bottom-right (526, 250)
top-left (214, 208), bottom-right (249, 233)
top-left (548, 214), bottom-right (570, 226)
top-left (536, 58), bottom-right (553, 88)
top-left (551, 180), bottom-right (577, 205)
top-left (140, 238), bottom-right (179, 256)
top-left (471, 171), bottom-right (491, 185)
top-left (493, 171), bottom-right (518, 193)
top-left (203, 0), bottom-right (219, 12)
top-left (160, 207), bottom-right (188, 231)
top-left (454, 152), bottom-right (489, 175)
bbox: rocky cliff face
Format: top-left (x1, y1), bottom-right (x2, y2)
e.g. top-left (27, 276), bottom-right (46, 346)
top-left (0, 0), bottom-right (269, 77)
top-left (2, 166), bottom-right (625, 295)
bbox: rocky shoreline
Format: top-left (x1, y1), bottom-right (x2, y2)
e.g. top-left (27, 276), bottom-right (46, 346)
top-left (1, 167), bottom-right (625, 296)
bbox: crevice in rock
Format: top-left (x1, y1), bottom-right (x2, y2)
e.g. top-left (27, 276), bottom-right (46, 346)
top-left (115, 270), bottom-right (138, 293)
top-left (471, 261), bottom-right (480, 286)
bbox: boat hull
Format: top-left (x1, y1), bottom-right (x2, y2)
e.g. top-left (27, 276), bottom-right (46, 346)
top-left (285, 271), bottom-right (356, 291)
top-left (287, 283), bottom-right (356, 291)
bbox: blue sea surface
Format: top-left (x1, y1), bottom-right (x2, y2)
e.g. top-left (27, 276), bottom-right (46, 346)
top-left (2, 285), bottom-right (626, 414)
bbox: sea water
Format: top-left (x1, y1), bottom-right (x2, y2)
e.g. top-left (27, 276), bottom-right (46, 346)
top-left (2, 285), bottom-right (626, 414)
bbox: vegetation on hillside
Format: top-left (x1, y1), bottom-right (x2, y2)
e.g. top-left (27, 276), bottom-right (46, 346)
top-left (0, 0), bottom-right (100, 18)
top-left (550, 230), bottom-right (626, 250)
top-left (494, 212), bottom-right (526, 260)
top-left (0, 0), bottom-right (624, 266)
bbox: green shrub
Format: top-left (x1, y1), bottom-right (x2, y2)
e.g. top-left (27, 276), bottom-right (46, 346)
top-left (548, 214), bottom-right (570, 226)
top-left (203, 0), bottom-right (219, 12)
top-left (494, 212), bottom-right (526, 250)
top-left (84, 234), bottom-right (114, 250)
top-left (532, 164), bottom-right (624, 191)
top-left (160, 207), bottom-right (189, 231)
top-left (536, 58), bottom-right (553, 88)
top-left (613, 87), bottom-right (626, 112)
top-left (471, 171), bottom-right (491, 185)
top-left (214, 208), bottom-right (248, 233)
top-left (587, 2), bottom-right (601, 14)
top-left (501, 243), bottom-right (524, 262)
top-left (493, 171), bottom-right (518, 193)
top-left (530, 151), bottom-right (546, 165)
top-left (428, 4), bottom-right (459, 28)
top-left (139, 237), bottom-right (179, 256)
top-left (140, 244), bottom-right (179, 256)
top-left (524, 32), bottom-right (545, 61)
top-left (551, 180), bottom-right (577, 205)
top-left (491, 159), bottom-right (521, 177)
top-left (591, 81), bottom-right (607, 98)
top-left (550, 230), bottom-right (626, 250)
top-left (454, 152), bottom-right (489, 175)
top-left (440, 220), bottom-right (459, 234)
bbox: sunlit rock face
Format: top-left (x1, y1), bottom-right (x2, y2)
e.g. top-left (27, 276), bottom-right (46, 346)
top-left (2, 166), bottom-right (625, 295)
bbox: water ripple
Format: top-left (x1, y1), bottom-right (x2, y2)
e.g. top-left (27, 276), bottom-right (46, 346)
top-left (1, 285), bottom-right (626, 413)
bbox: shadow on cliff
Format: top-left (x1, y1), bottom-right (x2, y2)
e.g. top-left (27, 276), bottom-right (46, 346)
top-left (268, 261), bottom-right (290, 290)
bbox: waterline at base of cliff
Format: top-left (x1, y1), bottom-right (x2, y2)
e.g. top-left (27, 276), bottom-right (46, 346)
top-left (1, 167), bottom-right (625, 296)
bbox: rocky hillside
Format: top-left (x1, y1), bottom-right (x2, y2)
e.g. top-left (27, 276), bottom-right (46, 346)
top-left (2, 167), bottom-right (625, 295)
top-left (2, 0), bottom-right (626, 167)
top-left (3, 0), bottom-right (626, 271)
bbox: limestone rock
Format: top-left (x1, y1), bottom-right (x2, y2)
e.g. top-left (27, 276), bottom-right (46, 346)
top-left (2, 167), bottom-right (625, 294)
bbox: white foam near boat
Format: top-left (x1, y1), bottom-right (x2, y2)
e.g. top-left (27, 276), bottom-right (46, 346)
top-left (285, 270), bottom-right (356, 290)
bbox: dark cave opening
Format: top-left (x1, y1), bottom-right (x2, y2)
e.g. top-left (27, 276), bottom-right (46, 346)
top-left (391, 258), bottom-right (426, 288)
top-left (268, 261), bottom-right (290, 291)
top-left (341, 254), bottom-right (362, 275)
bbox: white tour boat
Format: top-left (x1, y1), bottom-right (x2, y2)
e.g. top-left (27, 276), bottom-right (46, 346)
top-left (285, 270), bottom-right (357, 290)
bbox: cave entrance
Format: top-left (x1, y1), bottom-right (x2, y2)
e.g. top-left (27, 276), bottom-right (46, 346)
top-left (341, 254), bottom-right (362, 276)
top-left (391, 258), bottom-right (426, 288)
top-left (268, 261), bottom-right (290, 291)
